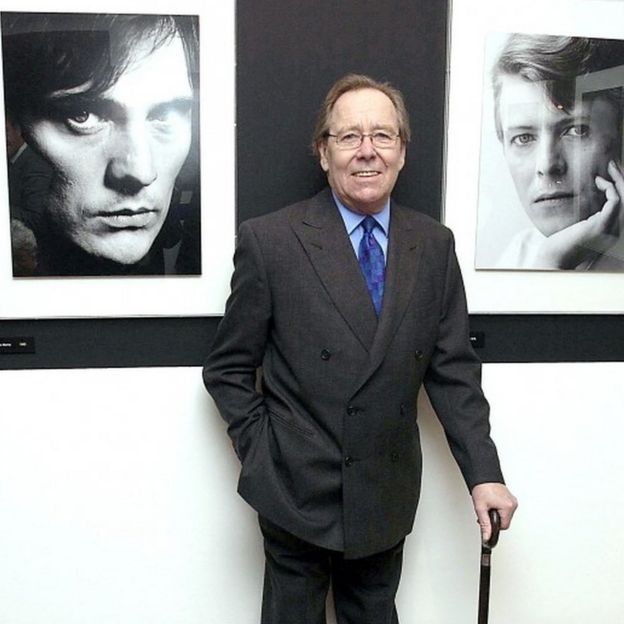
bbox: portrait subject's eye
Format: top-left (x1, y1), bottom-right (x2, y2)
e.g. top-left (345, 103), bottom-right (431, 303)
top-left (43, 97), bottom-right (109, 136)
top-left (148, 99), bottom-right (193, 135)
top-left (64, 109), bottom-right (108, 135)
top-left (510, 133), bottom-right (535, 147)
top-left (69, 111), bottom-right (89, 123)
top-left (563, 124), bottom-right (590, 138)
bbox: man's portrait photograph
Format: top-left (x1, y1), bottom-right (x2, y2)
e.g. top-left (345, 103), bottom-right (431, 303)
top-left (2, 11), bottom-right (201, 278)
top-left (475, 31), bottom-right (624, 272)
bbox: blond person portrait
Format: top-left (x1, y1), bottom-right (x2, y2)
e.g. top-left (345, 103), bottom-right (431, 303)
top-left (492, 33), bottom-right (624, 271)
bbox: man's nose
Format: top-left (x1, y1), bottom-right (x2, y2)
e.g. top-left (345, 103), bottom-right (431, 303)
top-left (105, 124), bottom-right (158, 194)
top-left (536, 136), bottom-right (567, 178)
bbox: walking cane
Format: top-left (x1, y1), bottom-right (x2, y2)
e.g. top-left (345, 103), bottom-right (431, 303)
top-left (478, 508), bottom-right (501, 624)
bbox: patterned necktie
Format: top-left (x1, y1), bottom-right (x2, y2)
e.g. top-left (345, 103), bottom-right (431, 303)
top-left (358, 216), bottom-right (385, 315)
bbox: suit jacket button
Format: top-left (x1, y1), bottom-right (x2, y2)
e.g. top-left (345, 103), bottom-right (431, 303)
top-left (344, 456), bottom-right (354, 467)
top-left (415, 350), bottom-right (423, 360)
top-left (391, 452), bottom-right (400, 462)
top-left (320, 349), bottom-right (331, 360)
top-left (347, 405), bottom-right (358, 417)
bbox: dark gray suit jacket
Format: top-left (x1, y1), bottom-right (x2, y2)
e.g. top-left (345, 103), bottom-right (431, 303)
top-left (203, 188), bottom-right (503, 559)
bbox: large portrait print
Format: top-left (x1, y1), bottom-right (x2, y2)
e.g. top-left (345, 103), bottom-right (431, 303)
top-left (2, 11), bottom-right (201, 278)
top-left (476, 31), bottom-right (624, 272)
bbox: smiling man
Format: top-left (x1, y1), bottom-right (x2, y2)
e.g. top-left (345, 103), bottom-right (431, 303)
top-left (493, 33), bottom-right (624, 270)
top-left (2, 12), bottom-right (199, 276)
top-left (204, 74), bottom-right (517, 624)
top-left (318, 87), bottom-right (406, 215)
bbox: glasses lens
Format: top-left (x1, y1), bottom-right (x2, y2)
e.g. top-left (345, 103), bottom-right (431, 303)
top-left (371, 132), bottom-right (396, 147)
top-left (337, 132), bottom-right (361, 148)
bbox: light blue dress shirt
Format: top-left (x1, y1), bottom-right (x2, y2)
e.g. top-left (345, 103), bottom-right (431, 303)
top-left (332, 192), bottom-right (390, 265)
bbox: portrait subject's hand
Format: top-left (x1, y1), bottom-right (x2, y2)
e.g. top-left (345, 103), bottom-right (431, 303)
top-left (471, 482), bottom-right (518, 543)
top-left (527, 160), bottom-right (624, 269)
top-left (598, 159), bottom-right (624, 240)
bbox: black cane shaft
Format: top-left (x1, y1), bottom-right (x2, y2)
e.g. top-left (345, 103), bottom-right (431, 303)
top-left (478, 547), bottom-right (492, 624)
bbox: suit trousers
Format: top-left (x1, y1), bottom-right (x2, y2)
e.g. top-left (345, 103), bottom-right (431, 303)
top-left (259, 516), bottom-right (403, 624)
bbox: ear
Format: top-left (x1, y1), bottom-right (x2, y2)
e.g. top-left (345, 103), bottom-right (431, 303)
top-left (318, 141), bottom-right (330, 172)
top-left (398, 142), bottom-right (406, 171)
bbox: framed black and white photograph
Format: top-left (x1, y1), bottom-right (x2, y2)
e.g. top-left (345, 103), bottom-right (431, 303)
top-left (444, 0), bottom-right (624, 315)
top-left (3, 11), bottom-right (202, 278)
top-left (0, 1), bottom-right (234, 319)
top-left (475, 31), bottom-right (624, 273)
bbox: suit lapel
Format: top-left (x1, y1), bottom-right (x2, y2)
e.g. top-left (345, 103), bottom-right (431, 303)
top-left (289, 189), bottom-right (378, 351)
top-left (351, 204), bottom-right (425, 394)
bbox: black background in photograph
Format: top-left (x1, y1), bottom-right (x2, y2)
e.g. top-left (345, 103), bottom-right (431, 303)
top-left (1, 0), bottom-right (622, 369)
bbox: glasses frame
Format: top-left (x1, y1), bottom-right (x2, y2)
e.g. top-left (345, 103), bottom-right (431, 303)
top-left (326, 130), bottom-right (401, 150)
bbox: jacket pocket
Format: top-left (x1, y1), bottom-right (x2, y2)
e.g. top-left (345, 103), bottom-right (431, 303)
top-left (267, 408), bottom-right (315, 439)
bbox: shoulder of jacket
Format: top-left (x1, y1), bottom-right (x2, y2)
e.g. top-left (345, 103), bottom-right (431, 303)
top-left (239, 190), bottom-right (327, 234)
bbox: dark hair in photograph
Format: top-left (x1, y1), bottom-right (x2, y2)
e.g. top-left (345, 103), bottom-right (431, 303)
top-left (1, 12), bottom-right (199, 122)
top-left (492, 33), bottom-right (624, 140)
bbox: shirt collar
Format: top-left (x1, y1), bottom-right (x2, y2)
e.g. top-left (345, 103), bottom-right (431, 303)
top-left (332, 191), bottom-right (390, 236)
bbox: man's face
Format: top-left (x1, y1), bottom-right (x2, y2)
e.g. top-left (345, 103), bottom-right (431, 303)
top-left (498, 74), bottom-right (621, 237)
top-left (22, 34), bottom-right (193, 265)
top-left (318, 88), bottom-right (406, 215)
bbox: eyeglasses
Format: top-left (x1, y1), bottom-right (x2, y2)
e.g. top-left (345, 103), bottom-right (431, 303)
top-left (326, 130), bottom-right (400, 150)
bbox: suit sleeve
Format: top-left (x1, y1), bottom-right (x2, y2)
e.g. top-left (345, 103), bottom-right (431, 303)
top-left (203, 221), bottom-right (271, 462)
top-left (423, 232), bottom-right (505, 490)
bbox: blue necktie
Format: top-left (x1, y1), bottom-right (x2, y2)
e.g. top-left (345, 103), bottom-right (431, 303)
top-left (358, 216), bottom-right (385, 315)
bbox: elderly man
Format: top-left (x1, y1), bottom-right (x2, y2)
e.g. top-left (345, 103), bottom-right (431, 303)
top-left (204, 74), bottom-right (517, 624)
top-left (492, 33), bottom-right (624, 270)
top-left (1, 12), bottom-right (200, 276)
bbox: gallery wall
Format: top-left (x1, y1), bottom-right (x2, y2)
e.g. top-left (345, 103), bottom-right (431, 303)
top-left (1, 364), bottom-right (623, 623)
top-left (1, 0), bottom-right (624, 623)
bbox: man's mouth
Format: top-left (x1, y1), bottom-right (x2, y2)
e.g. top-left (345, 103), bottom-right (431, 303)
top-left (352, 170), bottom-right (380, 178)
top-left (533, 191), bottom-right (575, 203)
top-left (94, 207), bottom-right (158, 229)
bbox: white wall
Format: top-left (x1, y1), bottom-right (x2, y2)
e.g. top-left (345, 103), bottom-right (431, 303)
top-left (2, 2), bottom-right (623, 622)
top-left (1, 363), bottom-right (622, 623)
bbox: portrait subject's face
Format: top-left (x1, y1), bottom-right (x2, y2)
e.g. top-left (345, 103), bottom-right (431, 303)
top-left (319, 88), bottom-right (405, 215)
top-left (22, 34), bottom-right (193, 265)
top-left (499, 75), bottom-right (620, 237)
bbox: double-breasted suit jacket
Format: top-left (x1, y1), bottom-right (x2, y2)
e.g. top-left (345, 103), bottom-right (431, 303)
top-left (203, 188), bottom-right (503, 559)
